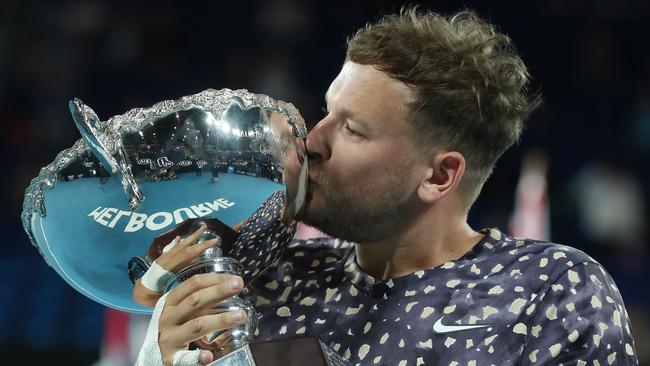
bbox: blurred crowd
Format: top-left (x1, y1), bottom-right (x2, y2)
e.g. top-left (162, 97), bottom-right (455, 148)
top-left (1, 0), bottom-right (649, 364)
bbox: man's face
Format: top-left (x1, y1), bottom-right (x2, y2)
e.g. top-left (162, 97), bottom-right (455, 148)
top-left (297, 62), bottom-right (427, 243)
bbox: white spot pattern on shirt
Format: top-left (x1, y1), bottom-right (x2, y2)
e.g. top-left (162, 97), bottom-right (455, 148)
top-left (237, 198), bottom-right (637, 366)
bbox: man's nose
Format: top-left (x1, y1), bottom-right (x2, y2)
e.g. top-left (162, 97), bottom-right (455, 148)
top-left (306, 118), bottom-right (332, 162)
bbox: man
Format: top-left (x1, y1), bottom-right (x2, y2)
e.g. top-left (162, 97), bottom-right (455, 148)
top-left (138, 8), bottom-right (638, 365)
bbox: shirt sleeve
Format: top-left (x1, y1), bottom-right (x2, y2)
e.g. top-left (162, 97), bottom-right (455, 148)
top-left (229, 191), bottom-right (297, 282)
top-left (520, 262), bottom-right (639, 365)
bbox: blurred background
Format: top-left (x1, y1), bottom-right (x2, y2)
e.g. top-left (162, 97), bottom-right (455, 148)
top-left (1, 0), bottom-right (649, 364)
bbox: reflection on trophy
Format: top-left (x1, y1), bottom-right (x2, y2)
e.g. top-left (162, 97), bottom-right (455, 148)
top-left (22, 89), bottom-right (349, 365)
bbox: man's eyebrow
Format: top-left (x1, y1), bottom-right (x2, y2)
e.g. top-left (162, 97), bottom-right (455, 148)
top-left (322, 95), bottom-right (370, 128)
top-left (323, 90), bottom-right (368, 128)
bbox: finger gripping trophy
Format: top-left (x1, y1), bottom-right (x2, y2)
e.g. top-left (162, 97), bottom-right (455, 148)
top-left (22, 89), bottom-right (349, 364)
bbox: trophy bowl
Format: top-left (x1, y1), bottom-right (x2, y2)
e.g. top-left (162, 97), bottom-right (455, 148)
top-left (21, 89), bottom-right (308, 314)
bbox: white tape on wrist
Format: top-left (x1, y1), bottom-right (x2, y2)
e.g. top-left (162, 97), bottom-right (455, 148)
top-left (135, 292), bottom-right (168, 366)
top-left (135, 292), bottom-right (205, 366)
top-left (140, 237), bottom-right (178, 292)
top-left (141, 261), bottom-right (174, 293)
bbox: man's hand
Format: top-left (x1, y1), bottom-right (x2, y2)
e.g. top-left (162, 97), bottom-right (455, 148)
top-left (158, 273), bottom-right (248, 366)
top-left (157, 225), bottom-right (220, 273)
top-left (133, 225), bottom-right (222, 307)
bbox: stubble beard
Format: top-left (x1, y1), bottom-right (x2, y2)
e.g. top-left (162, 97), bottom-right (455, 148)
top-left (296, 164), bottom-right (414, 243)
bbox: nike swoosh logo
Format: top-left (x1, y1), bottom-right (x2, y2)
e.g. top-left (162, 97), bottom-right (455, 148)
top-left (432, 316), bottom-right (490, 334)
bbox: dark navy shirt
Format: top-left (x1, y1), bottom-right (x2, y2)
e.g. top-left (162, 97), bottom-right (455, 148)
top-left (233, 193), bottom-right (639, 365)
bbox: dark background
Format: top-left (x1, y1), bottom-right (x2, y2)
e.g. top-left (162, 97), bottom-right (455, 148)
top-left (1, 0), bottom-right (649, 364)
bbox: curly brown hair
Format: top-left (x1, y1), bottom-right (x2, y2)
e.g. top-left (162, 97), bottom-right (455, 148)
top-left (346, 8), bottom-right (541, 204)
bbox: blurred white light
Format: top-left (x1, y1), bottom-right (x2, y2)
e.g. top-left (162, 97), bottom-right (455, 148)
top-left (205, 112), bottom-right (217, 125)
top-left (219, 121), bottom-right (231, 133)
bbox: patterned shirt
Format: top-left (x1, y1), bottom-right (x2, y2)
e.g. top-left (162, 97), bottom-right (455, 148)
top-left (233, 193), bottom-right (639, 365)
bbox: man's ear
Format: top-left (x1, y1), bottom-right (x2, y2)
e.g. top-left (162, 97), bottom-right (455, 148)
top-left (417, 151), bottom-right (466, 205)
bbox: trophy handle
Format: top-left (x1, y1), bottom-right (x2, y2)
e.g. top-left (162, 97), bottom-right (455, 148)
top-left (69, 99), bottom-right (144, 210)
top-left (69, 99), bottom-right (120, 175)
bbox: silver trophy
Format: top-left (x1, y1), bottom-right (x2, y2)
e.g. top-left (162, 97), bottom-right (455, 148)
top-left (22, 89), bottom-right (345, 364)
top-left (22, 88), bottom-right (308, 309)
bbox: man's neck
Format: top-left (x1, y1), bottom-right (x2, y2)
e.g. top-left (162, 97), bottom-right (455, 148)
top-left (355, 209), bottom-right (483, 280)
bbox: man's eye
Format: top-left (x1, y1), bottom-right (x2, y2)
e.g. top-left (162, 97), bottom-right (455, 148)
top-left (344, 123), bottom-right (363, 137)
